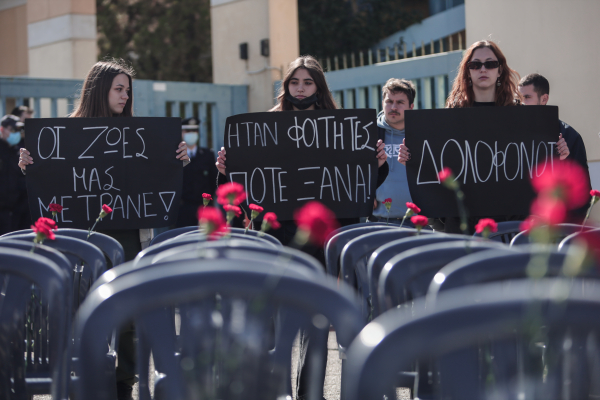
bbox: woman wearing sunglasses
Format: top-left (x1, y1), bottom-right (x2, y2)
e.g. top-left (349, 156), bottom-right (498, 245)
top-left (398, 40), bottom-right (525, 233)
top-left (398, 40), bottom-right (521, 165)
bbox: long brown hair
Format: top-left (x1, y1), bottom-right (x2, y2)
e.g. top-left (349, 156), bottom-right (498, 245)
top-left (70, 59), bottom-right (135, 118)
top-left (270, 56), bottom-right (337, 111)
top-left (446, 40), bottom-right (521, 108)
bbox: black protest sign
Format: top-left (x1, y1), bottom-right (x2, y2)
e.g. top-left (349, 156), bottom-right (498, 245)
top-left (224, 109), bottom-right (379, 220)
top-left (25, 118), bottom-right (183, 229)
top-left (405, 106), bottom-right (559, 217)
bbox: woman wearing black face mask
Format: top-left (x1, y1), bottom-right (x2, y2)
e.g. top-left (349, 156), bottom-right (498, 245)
top-left (216, 55), bottom-right (388, 400)
top-left (216, 55), bottom-right (389, 244)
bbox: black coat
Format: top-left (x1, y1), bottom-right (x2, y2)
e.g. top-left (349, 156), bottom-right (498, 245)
top-left (175, 146), bottom-right (218, 227)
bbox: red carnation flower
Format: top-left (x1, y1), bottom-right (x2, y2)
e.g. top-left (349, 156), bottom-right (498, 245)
top-left (294, 201), bottom-right (339, 247)
top-left (383, 198), bottom-right (392, 204)
top-left (531, 160), bottom-right (589, 209)
top-left (262, 212), bottom-right (281, 231)
top-left (591, 190), bottom-right (600, 198)
top-left (31, 217), bottom-right (58, 243)
top-left (216, 182), bottom-right (246, 205)
top-left (49, 203), bottom-right (63, 213)
top-left (406, 202), bottom-right (421, 214)
top-left (475, 218), bottom-right (498, 234)
top-left (411, 215), bottom-right (428, 227)
top-left (530, 196), bottom-right (566, 226)
top-left (223, 204), bottom-right (242, 218)
top-left (198, 206), bottom-right (228, 240)
top-left (202, 193), bottom-right (213, 206)
top-left (102, 204), bottom-right (112, 214)
top-left (249, 204), bottom-right (264, 213)
top-left (438, 167), bottom-right (453, 183)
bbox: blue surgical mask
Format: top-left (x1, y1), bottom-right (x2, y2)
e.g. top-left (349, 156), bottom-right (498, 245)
top-left (7, 131), bottom-right (21, 146)
top-left (184, 132), bottom-right (198, 145)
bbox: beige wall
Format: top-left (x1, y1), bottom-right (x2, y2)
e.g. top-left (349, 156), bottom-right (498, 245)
top-left (466, 0), bottom-right (600, 219)
top-left (0, 4), bottom-right (29, 76)
top-left (27, 0), bottom-right (97, 79)
top-left (211, 0), bottom-right (299, 112)
top-left (27, 0), bottom-right (95, 23)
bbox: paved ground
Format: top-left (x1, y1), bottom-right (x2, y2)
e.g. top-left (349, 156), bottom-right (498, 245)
top-left (34, 331), bottom-right (410, 400)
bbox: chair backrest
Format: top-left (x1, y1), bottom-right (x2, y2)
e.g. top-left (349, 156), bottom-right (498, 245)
top-left (0, 239), bottom-right (72, 282)
top-left (338, 228), bottom-right (439, 321)
top-left (343, 279), bottom-right (600, 400)
top-left (93, 239), bottom-right (323, 292)
top-left (426, 246), bottom-right (599, 302)
top-left (378, 240), bottom-right (507, 312)
top-left (1, 228), bottom-right (124, 267)
top-left (134, 234), bottom-right (276, 267)
top-left (472, 220), bottom-right (523, 243)
top-left (75, 260), bottom-right (364, 400)
top-left (178, 227), bottom-right (282, 246)
top-left (366, 234), bottom-right (469, 316)
top-left (149, 226), bottom-right (199, 246)
top-left (325, 225), bottom-right (398, 277)
top-left (0, 248), bottom-right (71, 400)
top-left (6, 234), bottom-right (107, 309)
top-left (510, 223), bottom-right (594, 246)
top-left (558, 227), bottom-right (600, 251)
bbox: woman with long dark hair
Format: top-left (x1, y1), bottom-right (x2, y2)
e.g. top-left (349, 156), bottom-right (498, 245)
top-left (216, 55), bottom-right (388, 243)
top-left (18, 59), bottom-right (189, 400)
top-left (216, 55), bottom-right (388, 400)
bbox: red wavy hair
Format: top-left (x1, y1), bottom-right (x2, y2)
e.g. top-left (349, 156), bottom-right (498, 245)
top-left (446, 40), bottom-right (521, 108)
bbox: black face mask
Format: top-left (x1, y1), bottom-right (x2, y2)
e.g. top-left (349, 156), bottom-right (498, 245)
top-left (286, 93), bottom-right (319, 110)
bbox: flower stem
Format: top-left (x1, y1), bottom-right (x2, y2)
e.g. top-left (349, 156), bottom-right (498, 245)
top-left (87, 218), bottom-right (100, 239)
top-left (581, 197), bottom-right (598, 232)
top-left (455, 189), bottom-right (469, 235)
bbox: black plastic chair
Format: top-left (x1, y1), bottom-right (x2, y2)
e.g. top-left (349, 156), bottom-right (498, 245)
top-left (472, 220), bottom-right (524, 243)
top-left (427, 246), bottom-right (600, 301)
top-left (0, 228), bottom-right (124, 268)
top-left (338, 228), bottom-right (438, 321)
top-left (344, 279), bottom-right (600, 400)
top-left (558, 227), bottom-right (600, 251)
top-left (74, 260), bottom-right (364, 400)
top-left (325, 225), bottom-right (398, 277)
top-left (149, 226), bottom-right (199, 246)
top-left (178, 227), bottom-right (283, 247)
top-left (0, 248), bottom-right (71, 400)
top-left (366, 234), bottom-right (470, 317)
top-left (134, 233), bottom-right (276, 267)
top-left (510, 223), bottom-right (595, 246)
top-left (4, 234), bottom-right (107, 311)
top-left (94, 239), bottom-right (323, 291)
top-left (378, 240), bottom-right (508, 312)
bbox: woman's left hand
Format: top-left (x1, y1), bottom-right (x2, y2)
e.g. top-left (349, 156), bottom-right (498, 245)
top-left (176, 141), bottom-right (190, 162)
top-left (556, 133), bottom-right (569, 160)
top-left (376, 139), bottom-right (387, 167)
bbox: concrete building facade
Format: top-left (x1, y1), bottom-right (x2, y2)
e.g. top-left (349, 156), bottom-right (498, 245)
top-left (0, 0), bottom-right (97, 79)
top-left (210, 0), bottom-right (299, 113)
top-left (465, 0), bottom-right (600, 188)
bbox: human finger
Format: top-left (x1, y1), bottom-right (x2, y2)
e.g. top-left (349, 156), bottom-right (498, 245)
top-left (20, 148), bottom-right (30, 156)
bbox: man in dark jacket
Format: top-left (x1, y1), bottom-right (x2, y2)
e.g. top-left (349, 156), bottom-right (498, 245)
top-left (0, 115), bottom-right (24, 234)
top-left (518, 74), bottom-right (590, 177)
top-left (519, 73), bottom-right (591, 218)
top-left (175, 117), bottom-right (218, 227)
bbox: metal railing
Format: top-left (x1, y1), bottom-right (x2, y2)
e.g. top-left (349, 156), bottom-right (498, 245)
top-left (0, 77), bottom-right (247, 153)
top-left (326, 50), bottom-right (463, 112)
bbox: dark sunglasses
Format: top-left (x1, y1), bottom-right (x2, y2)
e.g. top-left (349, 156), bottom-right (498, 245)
top-left (467, 60), bottom-right (500, 70)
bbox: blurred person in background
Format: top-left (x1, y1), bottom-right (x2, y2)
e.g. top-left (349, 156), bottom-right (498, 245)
top-left (0, 115), bottom-right (24, 234)
top-left (175, 117), bottom-right (218, 227)
top-left (10, 105), bottom-right (35, 230)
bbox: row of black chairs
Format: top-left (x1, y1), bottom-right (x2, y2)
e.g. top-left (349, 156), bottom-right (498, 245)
top-left (2, 220), bottom-right (600, 399)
